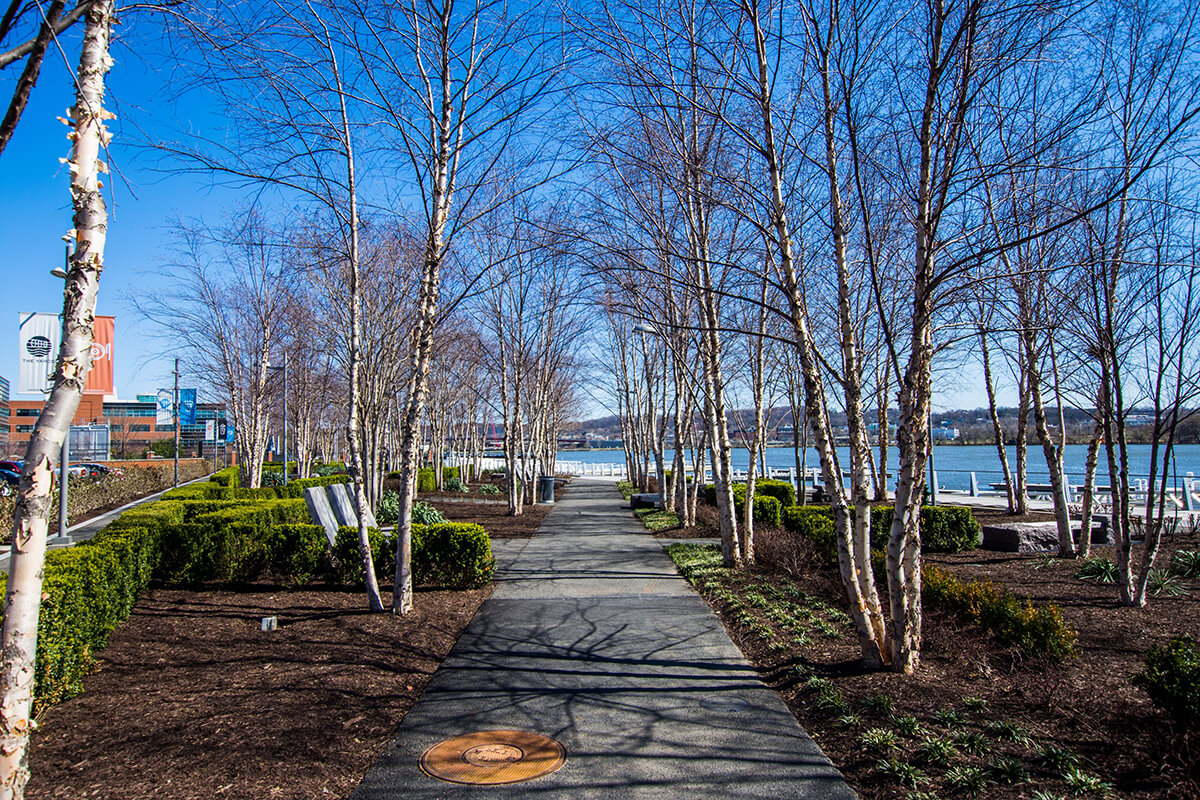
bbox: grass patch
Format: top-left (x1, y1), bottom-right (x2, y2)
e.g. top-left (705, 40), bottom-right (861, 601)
top-left (634, 507), bottom-right (680, 531)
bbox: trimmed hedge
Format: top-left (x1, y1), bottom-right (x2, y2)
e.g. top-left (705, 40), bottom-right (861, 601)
top-left (923, 565), bottom-right (1079, 660)
top-left (162, 473), bottom-right (349, 501)
top-left (417, 469), bottom-right (436, 493)
top-left (413, 522), bottom-right (494, 588)
top-left (4, 460), bottom-right (497, 713)
top-left (703, 483), bottom-right (784, 526)
top-left (332, 522), bottom-right (493, 589)
top-left (780, 504), bottom-right (980, 558)
top-left (333, 525), bottom-right (392, 586)
top-left (0, 520), bottom-right (164, 712)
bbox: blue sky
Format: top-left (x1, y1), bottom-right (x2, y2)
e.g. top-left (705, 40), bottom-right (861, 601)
top-left (0, 17), bottom-right (1002, 416)
top-left (1, 21), bottom-right (236, 404)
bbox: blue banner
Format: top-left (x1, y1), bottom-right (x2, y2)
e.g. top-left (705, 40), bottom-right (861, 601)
top-left (179, 388), bottom-right (197, 425)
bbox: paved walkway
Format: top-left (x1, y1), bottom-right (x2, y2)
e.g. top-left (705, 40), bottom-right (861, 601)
top-left (351, 478), bottom-right (855, 799)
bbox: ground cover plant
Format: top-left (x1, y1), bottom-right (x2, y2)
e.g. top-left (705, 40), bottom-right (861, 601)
top-left (653, 506), bottom-right (1200, 800)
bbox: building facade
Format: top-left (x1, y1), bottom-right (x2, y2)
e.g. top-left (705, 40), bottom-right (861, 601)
top-left (6, 394), bottom-right (227, 459)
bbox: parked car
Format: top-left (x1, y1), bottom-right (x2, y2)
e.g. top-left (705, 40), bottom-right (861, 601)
top-left (0, 468), bottom-right (18, 487)
top-left (0, 460), bottom-right (22, 474)
top-left (76, 462), bottom-right (121, 477)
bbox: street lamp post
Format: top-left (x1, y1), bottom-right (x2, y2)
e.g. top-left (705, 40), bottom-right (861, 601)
top-left (267, 363), bottom-right (288, 485)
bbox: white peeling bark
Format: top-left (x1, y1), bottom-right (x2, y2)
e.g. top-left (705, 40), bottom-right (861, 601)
top-left (0, 2), bottom-right (113, 795)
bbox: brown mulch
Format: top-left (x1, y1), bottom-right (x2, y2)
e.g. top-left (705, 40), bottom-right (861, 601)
top-left (427, 497), bottom-right (554, 539)
top-left (26, 586), bottom-right (491, 800)
top-left (25, 485), bottom-right (561, 800)
top-left (656, 505), bottom-right (1200, 799)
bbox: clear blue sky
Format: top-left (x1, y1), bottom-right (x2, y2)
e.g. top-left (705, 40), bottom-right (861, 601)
top-left (0, 19), bottom-right (239, 405)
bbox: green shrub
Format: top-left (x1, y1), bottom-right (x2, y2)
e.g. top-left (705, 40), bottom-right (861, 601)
top-left (782, 506), bottom-right (838, 562)
top-left (417, 468), bottom-right (435, 493)
top-left (1133, 635), bottom-right (1200, 725)
top-left (445, 477), bottom-right (468, 493)
top-left (923, 565), bottom-right (1079, 659)
top-left (386, 470), bottom-right (404, 480)
top-left (265, 524), bottom-right (330, 585)
top-left (477, 483), bottom-right (502, 495)
top-left (210, 466), bottom-right (240, 486)
top-left (752, 495), bottom-right (782, 526)
top-left (755, 479), bottom-right (796, 508)
top-left (779, 504), bottom-right (979, 558)
top-left (333, 525), bottom-right (392, 585)
top-left (442, 466), bottom-right (461, 483)
top-left (155, 499), bottom-right (309, 584)
top-left (0, 522), bottom-right (163, 712)
top-left (412, 522), bottom-right (494, 588)
top-left (915, 506), bottom-right (981, 553)
top-left (704, 483), bottom-right (785, 526)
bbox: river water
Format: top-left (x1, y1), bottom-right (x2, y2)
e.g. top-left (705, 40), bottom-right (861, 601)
top-left (555, 444), bottom-right (1200, 492)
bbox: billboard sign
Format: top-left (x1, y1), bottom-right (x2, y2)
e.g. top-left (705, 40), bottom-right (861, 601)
top-left (19, 313), bottom-right (116, 395)
top-left (155, 389), bottom-right (173, 425)
top-left (179, 388), bottom-right (197, 425)
top-left (18, 312), bottom-right (59, 394)
top-left (84, 315), bottom-right (115, 395)
top-left (205, 419), bottom-right (216, 440)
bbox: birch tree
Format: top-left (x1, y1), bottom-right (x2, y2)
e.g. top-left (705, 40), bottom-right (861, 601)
top-left (0, 2), bottom-right (113, 795)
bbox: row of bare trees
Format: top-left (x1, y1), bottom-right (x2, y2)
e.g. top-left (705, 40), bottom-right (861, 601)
top-left (580, 0), bottom-right (1200, 677)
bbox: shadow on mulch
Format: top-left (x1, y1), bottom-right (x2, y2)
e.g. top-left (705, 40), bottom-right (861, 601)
top-left (27, 585), bottom-right (491, 800)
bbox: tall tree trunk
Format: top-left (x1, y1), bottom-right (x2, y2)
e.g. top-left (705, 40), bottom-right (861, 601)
top-left (979, 325), bottom-right (1016, 511)
top-left (1022, 330), bottom-right (1075, 557)
top-left (0, 3), bottom-right (112, 795)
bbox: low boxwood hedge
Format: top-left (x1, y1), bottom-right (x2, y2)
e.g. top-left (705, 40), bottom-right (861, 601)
top-left (703, 483), bottom-right (784, 526)
top-left (333, 522), bottom-right (492, 589)
top-left (2, 465), bottom-right (495, 713)
top-left (781, 503), bottom-right (980, 558)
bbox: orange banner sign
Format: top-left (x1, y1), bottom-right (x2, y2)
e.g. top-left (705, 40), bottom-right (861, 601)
top-left (84, 315), bottom-right (114, 394)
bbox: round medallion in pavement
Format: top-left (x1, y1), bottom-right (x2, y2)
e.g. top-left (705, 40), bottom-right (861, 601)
top-left (420, 731), bottom-right (566, 785)
top-left (701, 696), bottom-right (751, 712)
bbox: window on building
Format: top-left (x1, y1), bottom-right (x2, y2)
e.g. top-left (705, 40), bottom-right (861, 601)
top-left (15, 409), bottom-right (40, 417)
top-left (130, 424), bottom-right (151, 432)
top-left (155, 424), bottom-right (174, 432)
top-left (15, 425), bottom-right (34, 433)
top-left (110, 424), bottom-right (123, 432)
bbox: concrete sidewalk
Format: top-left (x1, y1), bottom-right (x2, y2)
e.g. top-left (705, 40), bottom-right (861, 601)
top-left (351, 478), bottom-right (855, 799)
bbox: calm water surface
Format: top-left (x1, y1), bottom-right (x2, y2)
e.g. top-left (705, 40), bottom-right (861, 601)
top-left (555, 444), bottom-right (1200, 492)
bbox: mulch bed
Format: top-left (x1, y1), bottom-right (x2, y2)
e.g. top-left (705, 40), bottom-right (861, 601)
top-left (25, 486), bottom-right (559, 799)
top-left (27, 586), bottom-right (490, 800)
top-left (654, 503), bottom-right (1200, 799)
top-left (425, 487), bottom-right (558, 539)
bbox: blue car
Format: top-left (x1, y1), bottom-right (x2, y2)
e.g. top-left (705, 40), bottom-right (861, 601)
top-left (0, 468), bottom-right (18, 487)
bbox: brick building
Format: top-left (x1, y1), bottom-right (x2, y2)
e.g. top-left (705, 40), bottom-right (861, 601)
top-left (6, 393), bottom-right (227, 459)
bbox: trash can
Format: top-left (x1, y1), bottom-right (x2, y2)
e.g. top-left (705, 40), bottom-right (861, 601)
top-left (537, 475), bottom-right (556, 504)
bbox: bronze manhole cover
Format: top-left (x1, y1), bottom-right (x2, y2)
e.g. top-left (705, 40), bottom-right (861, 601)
top-left (420, 730), bottom-right (566, 785)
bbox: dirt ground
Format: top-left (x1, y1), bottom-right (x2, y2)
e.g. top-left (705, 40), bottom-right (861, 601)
top-left (25, 485), bottom-right (558, 800)
top-left (26, 586), bottom-right (490, 800)
top-left (664, 502), bottom-right (1200, 799)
